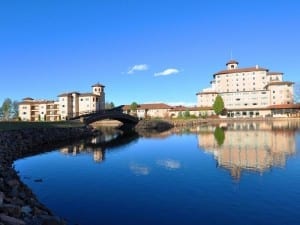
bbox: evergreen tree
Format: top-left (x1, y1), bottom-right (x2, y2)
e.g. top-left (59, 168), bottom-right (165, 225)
top-left (214, 127), bottom-right (225, 146)
top-left (213, 95), bottom-right (225, 115)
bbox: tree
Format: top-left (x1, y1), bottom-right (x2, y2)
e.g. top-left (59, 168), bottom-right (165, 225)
top-left (130, 102), bottom-right (138, 115)
top-left (12, 100), bottom-right (19, 119)
top-left (213, 95), bottom-right (225, 115)
top-left (1, 98), bottom-right (12, 121)
top-left (177, 111), bottom-right (183, 119)
top-left (183, 110), bottom-right (190, 118)
top-left (105, 102), bottom-right (115, 109)
top-left (214, 127), bottom-right (225, 146)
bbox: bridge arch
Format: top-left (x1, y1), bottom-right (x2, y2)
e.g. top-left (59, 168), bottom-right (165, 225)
top-left (83, 112), bottom-right (139, 126)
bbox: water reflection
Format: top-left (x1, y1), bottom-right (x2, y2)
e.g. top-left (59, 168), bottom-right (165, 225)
top-left (197, 120), bottom-right (299, 179)
top-left (60, 129), bottom-right (139, 163)
top-left (58, 120), bottom-right (299, 179)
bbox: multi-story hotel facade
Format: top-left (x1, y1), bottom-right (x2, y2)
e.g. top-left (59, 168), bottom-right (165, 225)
top-left (197, 60), bottom-right (296, 117)
top-left (18, 83), bottom-right (105, 121)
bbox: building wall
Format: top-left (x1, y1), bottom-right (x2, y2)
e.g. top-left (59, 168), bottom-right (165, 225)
top-left (197, 122), bottom-right (296, 177)
top-left (197, 61), bottom-right (294, 117)
top-left (19, 84), bottom-right (106, 121)
top-left (18, 104), bottom-right (31, 121)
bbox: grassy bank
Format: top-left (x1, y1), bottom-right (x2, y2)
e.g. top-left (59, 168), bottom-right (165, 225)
top-left (0, 120), bottom-right (85, 131)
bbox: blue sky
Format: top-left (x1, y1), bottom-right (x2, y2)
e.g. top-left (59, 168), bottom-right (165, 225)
top-left (1, 0), bottom-right (300, 106)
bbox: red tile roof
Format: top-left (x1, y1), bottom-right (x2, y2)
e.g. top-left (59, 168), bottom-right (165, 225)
top-left (214, 66), bottom-right (269, 76)
top-left (123, 103), bottom-right (172, 110)
top-left (196, 91), bottom-right (219, 95)
top-left (226, 60), bottom-right (239, 65)
top-left (268, 104), bottom-right (300, 110)
top-left (92, 82), bottom-right (105, 87)
top-left (267, 72), bottom-right (283, 75)
top-left (265, 81), bottom-right (294, 88)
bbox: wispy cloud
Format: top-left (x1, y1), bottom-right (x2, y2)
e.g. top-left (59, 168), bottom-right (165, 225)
top-left (154, 68), bottom-right (179, 77)
top-left (127, 64), bottom-right (149, 74)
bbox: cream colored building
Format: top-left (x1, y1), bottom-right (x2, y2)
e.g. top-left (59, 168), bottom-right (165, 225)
top-left (197, 121), bottom-right (297, 179)
top-left (123, 103), bottom-right (172, 119)
top-left (18, 98), bottom-right (60, 121)
top-left (19, 83), bottom-right (105, 121)
top-left (196, 60), bottom-right (295, 117)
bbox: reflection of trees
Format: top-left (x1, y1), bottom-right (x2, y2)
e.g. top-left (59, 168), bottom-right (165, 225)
top-left (214, 127), bottom-right (225, 146)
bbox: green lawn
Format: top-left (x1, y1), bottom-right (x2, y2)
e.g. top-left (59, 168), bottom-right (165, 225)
top-left (0, 121), bottom-right (85, 131)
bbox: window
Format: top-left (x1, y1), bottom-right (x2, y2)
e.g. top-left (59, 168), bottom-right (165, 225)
top-left (80, 98), bottom-right (83, 101)
top-left (62, 105), bottom-right (65, 108)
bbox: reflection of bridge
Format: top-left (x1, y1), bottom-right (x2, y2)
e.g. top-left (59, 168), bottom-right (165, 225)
top-left (69, 105), bottom-right (139, 127)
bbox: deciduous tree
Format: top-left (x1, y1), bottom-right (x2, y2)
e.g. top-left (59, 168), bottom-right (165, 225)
top-left (1, 98), bottom-right (12, 121)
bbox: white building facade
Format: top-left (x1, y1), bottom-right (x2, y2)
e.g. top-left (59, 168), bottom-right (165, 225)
top-left (196, 60), bottom-right (295, 117)
top-left (19, 83), bottom-right (105, 121)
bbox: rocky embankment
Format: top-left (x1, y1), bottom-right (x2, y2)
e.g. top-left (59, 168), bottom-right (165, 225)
top-left (0, 126), bottom-right (97, 225)
top-left (135, 120), bottom-right (173, 132)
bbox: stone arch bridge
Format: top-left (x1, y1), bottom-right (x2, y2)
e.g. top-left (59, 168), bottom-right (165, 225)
top-left (69, 106), bottom-right (139, 128)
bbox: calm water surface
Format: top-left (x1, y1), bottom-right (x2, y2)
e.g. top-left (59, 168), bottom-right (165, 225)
top-left (14, 121), bottom-right (300, 225)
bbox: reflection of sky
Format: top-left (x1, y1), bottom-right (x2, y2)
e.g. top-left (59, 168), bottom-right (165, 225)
top-left (129, 163), bottom-right (150, 176)
top-left (129, 159), bottom-right (181, 175)
top-left (156, 159), bottom-right (181, 170)
top-left (14, 130), bottom-right (300, 225)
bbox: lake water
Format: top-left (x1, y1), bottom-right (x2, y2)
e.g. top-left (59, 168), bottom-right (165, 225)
top-left (14, 121), bottom-right (300, 225)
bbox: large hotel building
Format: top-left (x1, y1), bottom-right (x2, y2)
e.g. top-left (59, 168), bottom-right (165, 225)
top-left (18, 83), bottom-right (105, 121)
top-left (196, 60), bottom-right (297, 117)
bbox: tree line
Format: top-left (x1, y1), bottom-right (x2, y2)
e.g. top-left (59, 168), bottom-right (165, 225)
top-left (0, 98), bottom-right (19, 121)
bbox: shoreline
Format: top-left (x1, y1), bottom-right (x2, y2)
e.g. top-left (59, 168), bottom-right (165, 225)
top-left (0, 117), bottom-right (299, 224)
top-left (0, 126), bottom-right (97, 225)
top-left (166, 116), bottom-right (300, 127)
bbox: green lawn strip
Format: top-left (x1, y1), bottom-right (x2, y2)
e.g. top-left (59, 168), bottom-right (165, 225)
top-left (0, 121), bottom-right (85, 131)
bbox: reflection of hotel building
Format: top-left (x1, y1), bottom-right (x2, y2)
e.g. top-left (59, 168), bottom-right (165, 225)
top-left (59, 136), bottom-right (106, 163)
top-left (196, 60), bottom-right (299, 117)
top-left (197, 122), bottom-right (296, 179)
top-left (18, 83), bottom-right (105, 121)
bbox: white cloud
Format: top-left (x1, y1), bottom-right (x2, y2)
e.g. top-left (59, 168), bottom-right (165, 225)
top-left (154, 68), bottom-right (179, 76)
top-left (127, 64), bottom-right (149, 74)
